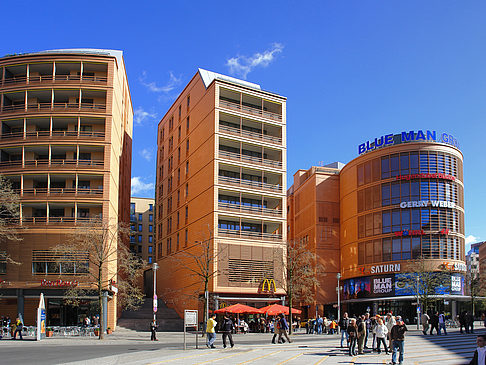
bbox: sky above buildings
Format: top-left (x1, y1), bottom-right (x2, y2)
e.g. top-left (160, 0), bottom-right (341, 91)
top-left (2, 1), bottom-right (485, 249)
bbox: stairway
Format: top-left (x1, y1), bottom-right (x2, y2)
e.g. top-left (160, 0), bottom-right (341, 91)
top-left (117, 299), bottom-right (183, 332)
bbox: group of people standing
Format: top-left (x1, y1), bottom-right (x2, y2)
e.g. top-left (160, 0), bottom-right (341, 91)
top-left (339, 312), bottom-right (407, 365)
top-left (0, 316), bottom-right (23, 340)
top-left (305, 315), bottom-right (338, 334)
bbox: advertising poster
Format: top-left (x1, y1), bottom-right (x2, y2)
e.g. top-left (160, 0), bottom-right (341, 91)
top-left (450, 274), bottom-right (464, 295)
top-left (372, 275), bottom-right (395, 297)
top-left (395, 273), bottom-right (417, 296)
top-left (343, 277), bottom-right (372, 299)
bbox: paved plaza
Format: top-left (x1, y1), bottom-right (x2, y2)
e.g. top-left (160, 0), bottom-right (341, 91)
top-left (0, 325), bottom-right (483, 365)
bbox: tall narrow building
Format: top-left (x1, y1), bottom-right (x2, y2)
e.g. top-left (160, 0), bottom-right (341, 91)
top-left (156, 69), bottom-right (287, 316)
top-left (0, 49), bottom-right (133, 329)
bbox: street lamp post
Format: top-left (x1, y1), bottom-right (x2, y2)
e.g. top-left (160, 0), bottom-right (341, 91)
top-left (153, 263), bottom-right (159, 322)
top-left (336, 273), bottom-right (341, 334)
top-left (416, 275), bottom-right (420, 330)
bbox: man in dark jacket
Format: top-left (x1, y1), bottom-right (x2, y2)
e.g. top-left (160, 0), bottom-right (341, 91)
top-left (390, 315), bottom-right (408, 365)
top-left (221, 315), bottom-right (234, 348)
top-left (277, 314), bottom-right (292, 343)
top-left (339, 312), bottom-right (350, 348)
top-left (429, 312), bottom-right (439, 335)
top-left (469, 335), bottom-right (486, 365)
top-left (150, 319), bottom-right (158, 341)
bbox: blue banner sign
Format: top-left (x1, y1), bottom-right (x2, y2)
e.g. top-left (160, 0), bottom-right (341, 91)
top-left (358, 130), bottom-right (459, 155)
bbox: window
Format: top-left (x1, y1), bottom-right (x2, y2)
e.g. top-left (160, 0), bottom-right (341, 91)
top-left (186, 116), bottom-right (190, 132)
top-left (178, 105), bottom-right (181, 119)
top-left (148, 235), bottom-right (153, 243)
top-left (186, 139), bottom-right (189, 153)
top-left (149, 204), bottom-right (153, 211)
top-left (138, 224), bottom-right (142, 232)
top-left (138, 235), bottom-right (142, 243)
top-left (148, 246), bottom-right (153, 253)
top-left (178, 126), bottom-right (181, 141)
top-left (186, 183), bottom-right (189, 198)
top-left (138, 245), bottom-right (142, 253)
top-left (0, 251), bottom-right (6, 274)
top-left (32, 250), bottom-right (89, 275)
top-left (186, 161), bottom-right (189, 176)
top-left (149, 214), bottom-right (153, 222)
top-left (187, 95), bottom-right (190, 110)
top-left (176, 233), bottom-right (180, 251)
top-left (148, 256), bottom-right (153, 264)
top-left (185, 206), bottom-right (188, 222)
top-left (138, 213), bottom-right (143, 221)
top-left (185, 229), bottom-right (188, 246)
top-left (149, 225), bottom-right (153, 233)
top-left (130, 203), bottom-right (135, 214)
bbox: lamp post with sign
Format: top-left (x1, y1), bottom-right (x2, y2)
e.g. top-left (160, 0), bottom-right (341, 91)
top-left (416, 275), bottom-right (420, 330)
top-left (153, 263), bottom-right (159, 321)
top-left (336, 273), bottom-right (342, 334)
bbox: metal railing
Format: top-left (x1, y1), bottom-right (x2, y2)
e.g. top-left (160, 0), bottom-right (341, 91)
top-left (0, 131), bottom-right (105, 140)
top-left (219, 124), bottom-right (282, 145)
top-left (0, 159), bottom-right (104, 169)
top-left (218, 176), bottom-right (283, 192)
top-left (2, 74), bottom-right (107, 85)
top-left (219, 100), bottom-right (282, 121)
top-left (1, 103), bottom-right (106, 113)
top-left (21, 216), bottom-right (93, 225)
top-left (218, 228), bottom-right (282, 241)
top-left (218, 202), bottom-right (283, 217)
top-left (219, 150), bottom-right (282, 168)
top-left (19, 187), bottom-right (103, 196)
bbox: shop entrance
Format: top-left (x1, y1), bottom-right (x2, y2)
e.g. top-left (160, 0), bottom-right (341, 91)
top-left (46, 298), bottom-right (97, 326)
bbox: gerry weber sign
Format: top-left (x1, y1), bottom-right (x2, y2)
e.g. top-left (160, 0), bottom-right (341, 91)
top-left (399, 200), bottom-right (455, 209)
top-left (358, 130), bottom-right (459, 155)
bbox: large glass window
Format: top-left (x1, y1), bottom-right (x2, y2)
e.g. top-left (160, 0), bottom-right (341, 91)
top-left (390, 154), bottom-right (399, 177)
top-left (400, 153), bottom-right (409, 175)
top-left (383, 238), bottom-right (392, 261)
top-left (412, 237), bottom-right (421, 258)
top-left (382, 184), bottom-right (390, 206)
top-left (391, 210), bottom-right (401, 231)
top-left (401, 181), bottom-right (410, 201)
top-left (391, 182), bottom-right (400, 205)
top-left (410, 152), bottom-right (419, 174)
top-left (382, 211), bottom-right (391, 233)
top-left (402, 237), bottom-right (411, 260)
top-left (392, 238), bottom-right (401, 260)
top-left (381, 157), bottom-right (390, 179)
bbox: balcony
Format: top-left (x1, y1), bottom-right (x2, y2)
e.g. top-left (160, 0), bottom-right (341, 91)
top-left (21, 216), bottom-right (92, 226)
top-left (0, 159), bottom-right (104, 171)
top-left (219, 150), bottom-right (282, 168)
top-left (18, 187), bottom-right (103, 197)
top-left (218, 228), bottom-right (282, 241)
top-left (0, 130), bottom-right (105, 141)
top-left (219, 99), bottom-right (282, 121)
top-left (219, 124), bottom-right (282, 145)
top-left (218, 202), bottom-right (283, 218)
top-left (218, 175), bottom-right (283, 193)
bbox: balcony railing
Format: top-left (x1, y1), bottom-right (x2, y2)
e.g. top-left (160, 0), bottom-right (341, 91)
top-left (218, 176), bottom-right (283, 192)
top-left (218, 228), bottom-right (282, 241)
top-left (0, 131), bottom-right (105, 140)
top-left (219, 100), bottom-right (282, 121)
top-left (0, 159), bottom-right (104, 169)
top-left (218, 202), bottom-right (283, 217)
top-left (219, 124), bottom-right (282, 145)
top-left (0, 103), bottom-right (106, 114)
top-left (2, 74), bottom-right (107, 86)
top-left (219, 150), bottom-right (282, 168)
top-left (21, 216), bottom-right (93, 225)
top-left (18, 187), bottom-right (103, 196)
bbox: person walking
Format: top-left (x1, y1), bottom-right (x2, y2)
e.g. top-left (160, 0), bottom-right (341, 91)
top-left (12, 317), bottom-right (23, 340)
top-left (374, 317), bottom-right (389, 354)
top-left (347, 318), bottom-right (358, 356)
top-left (429, 312), bottom-right (439, 335)
top-left (467, 312), bottom-right (475, 334)
top-left (357, 315), bottom-right (367, 354)
top-left (221, 315), bottom-right (234, 348)
top-left (339, 312), bottom-right (350, 348)
top-left (206, 314), bottom-right (217, 348)
top-left (150, 319), bottom-right (158, 341)
top-left (438, 312), bottom-right (447, 335)
top-left (390, 315), bottom-right (408, 365)
top-left (277, 314), bottom-right (292, 343)
top-left (385, 313), bottom-right (396, 349)
top-left (421, 312), bottom-right (430, 335)
top-left (364, 313), bottom-right (372, 349)
top-left (459, 311), bottom-right (467, 334)
top-left (469, 334), bottom-right (486, 365)
top-left (272, 316), bottom-right (282, 343)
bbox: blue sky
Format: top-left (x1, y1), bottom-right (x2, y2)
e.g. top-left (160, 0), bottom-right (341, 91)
top-left (2, 1), bottom-right (485, 249)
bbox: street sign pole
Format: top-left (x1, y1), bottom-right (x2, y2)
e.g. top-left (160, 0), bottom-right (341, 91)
top-left (184, 310), bottom-right (198, 350)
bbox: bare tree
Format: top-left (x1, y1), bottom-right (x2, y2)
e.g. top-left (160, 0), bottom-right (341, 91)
top-left (398, 256), bottom-right (449, 314)
top-left (169, 228), bottom-right (223, 332)
top-left (0, 174), bottom-right (21, 242)
top-left (278, 239), bottom-right (325, 334)
top-left (53, 218), bottom-right (145, 339)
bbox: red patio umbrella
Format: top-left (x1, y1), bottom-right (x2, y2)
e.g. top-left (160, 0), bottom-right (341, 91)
top-left (260, 304), bottom-right (302, 316)
top-left (214, 303), bottom-right (264, 314)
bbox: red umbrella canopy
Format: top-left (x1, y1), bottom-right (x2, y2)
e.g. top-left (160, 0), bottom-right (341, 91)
top-left (260, 304), bottom-right (302, 316)
top-left (214, 303), bottom-right (264, 314)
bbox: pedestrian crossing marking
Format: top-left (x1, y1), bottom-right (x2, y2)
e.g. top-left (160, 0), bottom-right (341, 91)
top-left (312, 355), bottom-right (329, 365)
top-left (147, 350), bottom-right (213, 364)
top-left (236, 350), bottom-right (282, 364)
top-left (193, 349), bottom-right (255, 365)
top-left (276, 352), bottom-right (303, 365)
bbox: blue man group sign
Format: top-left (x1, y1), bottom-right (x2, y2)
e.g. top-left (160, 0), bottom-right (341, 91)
top-left (358, 130), bottom-right (460, 155)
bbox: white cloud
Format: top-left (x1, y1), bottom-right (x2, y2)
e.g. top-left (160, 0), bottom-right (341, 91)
top-left (226, 43), bottom-right (284, 79)
top-left (139, 148), bottom-right (152, 161)
top-left (131, 177), bottom-right (154, 196)
top-left (465, 235), bottom-right (480, 245)
top-left (139, 71), bottom-right (182, 93)
top-left (134, 107), bottom-right (157, 126)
